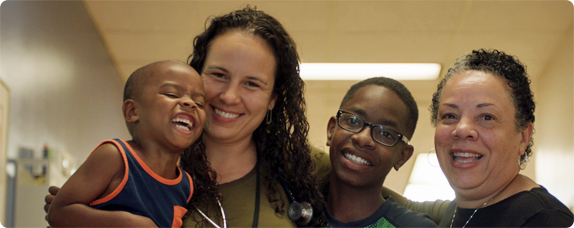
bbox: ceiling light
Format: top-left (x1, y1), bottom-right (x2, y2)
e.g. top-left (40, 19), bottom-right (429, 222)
top-left (299, 63), bottom-right (441, 80)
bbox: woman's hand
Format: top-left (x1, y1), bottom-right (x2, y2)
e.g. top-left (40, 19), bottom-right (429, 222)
top-left (44, 186), bottom-right (60, 213)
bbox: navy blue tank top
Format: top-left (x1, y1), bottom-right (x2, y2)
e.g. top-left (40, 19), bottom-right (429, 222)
top-left (89, 139), bottom-right (193, 227)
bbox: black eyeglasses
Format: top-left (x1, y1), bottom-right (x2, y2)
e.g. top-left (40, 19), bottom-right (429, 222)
top-left (336, 110), bottom-right (409, 147)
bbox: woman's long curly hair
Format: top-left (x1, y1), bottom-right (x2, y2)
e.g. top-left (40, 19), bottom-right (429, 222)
top-left (181, 6), bottom-right (326, 226)
top-left (430, 49), bottom-right (535, 166)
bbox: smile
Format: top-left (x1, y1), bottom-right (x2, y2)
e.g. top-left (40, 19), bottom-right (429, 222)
top-left (343, 153), bottom-right (372, 166)
top-left (172, 117), bottom-right (193, 131)
top-left (451, 152), bottom-right (482, 163)
top-left (214, 108), bottom-right (240, 119)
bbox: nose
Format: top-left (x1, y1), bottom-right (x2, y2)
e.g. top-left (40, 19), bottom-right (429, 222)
top-left (180, 97), bottom-right (198, 109)
top-left (352, 126), bottom-right (376, 149)
top-left (219, 83), bottom-right (241, 105)
top-left (452, 117), bottom-right (478, 140)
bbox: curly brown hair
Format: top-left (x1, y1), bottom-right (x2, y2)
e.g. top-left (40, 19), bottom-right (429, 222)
top-left (182, 6), bottom-right (326, 226)
top-left (430, 49), bottom-right (535, 166)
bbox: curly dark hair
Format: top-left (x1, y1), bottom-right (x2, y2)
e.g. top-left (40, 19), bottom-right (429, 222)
top-left (182, 6), bottom-right (326, 226)
top-left (430, 49), bottom-right (535, 166)
top-left (341, 77), bottom-right (419, 139)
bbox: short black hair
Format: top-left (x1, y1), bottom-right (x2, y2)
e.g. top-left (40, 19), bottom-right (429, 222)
top-left (341, 77), bottom-right (419, 139)
top-left (123, 60), bottom-right (185, 101)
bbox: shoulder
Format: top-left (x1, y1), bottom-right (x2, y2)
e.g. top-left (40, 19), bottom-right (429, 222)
top-left (79, 140), bottom-right (126, 184)
top-left (382, 197), bottom-right (437, 227)
top-left (310, 145), bottom-right (329, 165)
top-left (510, 187), bottom-right (574, 226)
top-left (309, 145), bottom-right (331, 191)
top-left (508, 187), bottom-right (570, 210)
top-left (86, 141), bottom-right (124, 167)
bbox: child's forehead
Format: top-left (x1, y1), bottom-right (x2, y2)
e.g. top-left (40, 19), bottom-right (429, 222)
top-left (342, 86), bottom-right (408, 126)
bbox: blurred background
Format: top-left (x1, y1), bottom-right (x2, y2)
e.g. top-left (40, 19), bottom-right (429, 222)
top-left (1, 1), bottom-right (572, 227)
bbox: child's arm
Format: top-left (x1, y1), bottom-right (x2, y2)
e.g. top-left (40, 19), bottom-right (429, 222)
top-left (47, 143), bottom-right (157, 227)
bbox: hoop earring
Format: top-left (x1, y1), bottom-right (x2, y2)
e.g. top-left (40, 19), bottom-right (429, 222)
top-left (519, 156), bottom-right (529, 170)
top-left (427, 148), bottom-right (440, 167)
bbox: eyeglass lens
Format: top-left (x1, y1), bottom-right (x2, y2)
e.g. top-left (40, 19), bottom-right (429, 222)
top-left (338, 111), bottom-right (400, 146)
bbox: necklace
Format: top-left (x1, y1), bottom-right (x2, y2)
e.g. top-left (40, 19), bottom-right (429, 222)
top-left (450, 181), bottom-right (513, 228)
top-left (194, 198), bottom-right (227, 228)
top-left (449, 197), bottom-right (493, 228)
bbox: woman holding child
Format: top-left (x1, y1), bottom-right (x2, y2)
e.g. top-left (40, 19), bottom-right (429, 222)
top-left (46, 6), bottom-right (330, 227)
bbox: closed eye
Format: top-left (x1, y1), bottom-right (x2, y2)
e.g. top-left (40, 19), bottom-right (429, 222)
top-left (164, 93), bottom-right (179, 98)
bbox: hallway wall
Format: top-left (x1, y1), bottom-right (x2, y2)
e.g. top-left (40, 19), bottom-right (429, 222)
top-left (1, 1), bottom-right (130, 226)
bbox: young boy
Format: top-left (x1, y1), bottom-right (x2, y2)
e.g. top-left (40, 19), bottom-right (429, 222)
top-left (47, 60), bottom-right (206, 227)
top-left (325, 77), bottom-right (436, 227)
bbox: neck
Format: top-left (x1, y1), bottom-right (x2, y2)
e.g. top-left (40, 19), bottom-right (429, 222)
top-left (127, 140), bottom-right (180, 179)
top-left (455, 174), bottom-right (538, 208)
top-left (327, 176), bottom-right (385, 223)
top-left (203, 134), bottom-right (257, 184)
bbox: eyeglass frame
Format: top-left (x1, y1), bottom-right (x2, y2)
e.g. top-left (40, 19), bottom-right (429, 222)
top-left (336, 110), bottom-right (409, 147)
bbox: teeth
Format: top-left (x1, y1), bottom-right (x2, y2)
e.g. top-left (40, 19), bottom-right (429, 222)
top-left (452, 152), bottom-right (482, 163)
top-left (172, 118), bottom-right (191, 125)
top-left (214, 108), bottom-right (240, 119)
top-left (453, 152), bottom-right (480, 157)
top-left (172, 118), bottom-right (192, 131)
top-left (343, 153), bottom-right (372, 166)
top-left (175, 125), bottom-right (190, 131)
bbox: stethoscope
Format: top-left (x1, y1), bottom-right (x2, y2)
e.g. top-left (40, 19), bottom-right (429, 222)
top-left (193, 167), bottom-right (313, 227)
top-left (282, 181), bottom-right (314, 226)
top-left (193, 198), bottom-right (227, 228)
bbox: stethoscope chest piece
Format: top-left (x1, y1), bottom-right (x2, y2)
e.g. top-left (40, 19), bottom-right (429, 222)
top-left (287, 201), bottom-right (313, 226)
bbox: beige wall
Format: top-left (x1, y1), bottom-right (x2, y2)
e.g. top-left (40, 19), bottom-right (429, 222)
top-left (1, 2), bottom-right (129, 226)
top-left (532, 27), bottom-right (574, 210)
top-left (0, 80), bottom-right (9, 225)
top-left (1, 1), bottom-right (129, 164)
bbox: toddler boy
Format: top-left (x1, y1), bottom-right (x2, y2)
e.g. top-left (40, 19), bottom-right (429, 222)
top-left (47, 60), bottom-right (205, 227)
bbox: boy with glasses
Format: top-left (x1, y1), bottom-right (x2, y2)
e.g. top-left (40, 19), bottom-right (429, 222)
top-left (325, 77), bottom-right (436, 227)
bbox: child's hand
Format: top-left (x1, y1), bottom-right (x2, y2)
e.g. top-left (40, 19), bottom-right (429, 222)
top-left (44, 186), bottom-right (60, 213)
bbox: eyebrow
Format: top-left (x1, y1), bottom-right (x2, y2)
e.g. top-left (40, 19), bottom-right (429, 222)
top-left (348, 107), bottom-right (399, 128)
top-left (160, 82), bottom-right (180, 89)
top-left (204, 66), bottom-right (270, 86)
top-left (476, 103), bottom-right (494, 108)
top-left (160, 82), bottom-right (205, 98)
top-left (204, 66), bottom-right (229, 74)
top-left (441, 103), bottom-right (495, 109)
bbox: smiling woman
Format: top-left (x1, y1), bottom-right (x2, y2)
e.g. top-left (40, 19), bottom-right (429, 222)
top-left (181, 6), bottom-right (328, 227)
top-left (430, 49), bottom-right (573, 227)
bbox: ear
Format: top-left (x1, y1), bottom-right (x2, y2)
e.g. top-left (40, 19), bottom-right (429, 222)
top-left (122, 99), bottom-right (139, 123)
top-left (326, 117), bottom-right (337, 147)
top-left (518, 122), bottom-right (534, 156)
top-left (268, 93), bottom-right (278, 111)
top-left (393, 144), bottom-right (414, 171)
